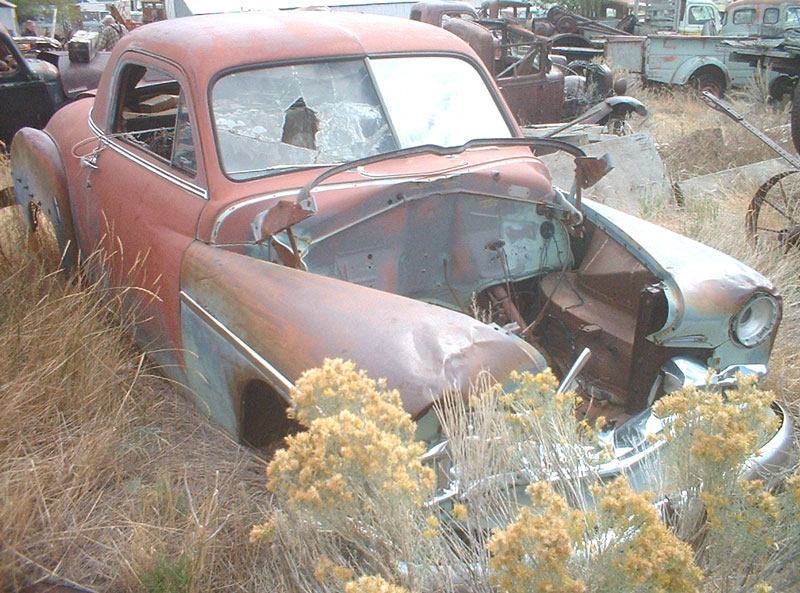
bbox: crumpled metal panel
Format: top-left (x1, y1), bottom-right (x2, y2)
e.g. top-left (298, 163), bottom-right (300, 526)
top-left (181, 241), bottom-right (548, 419)
top-left (584, 200), bottom-right (781, 352)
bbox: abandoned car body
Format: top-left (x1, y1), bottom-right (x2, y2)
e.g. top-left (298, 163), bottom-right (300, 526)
top-left (410, 0), bottom-right (626, 124)
top-left (11, 13), bottom-right (793, 486)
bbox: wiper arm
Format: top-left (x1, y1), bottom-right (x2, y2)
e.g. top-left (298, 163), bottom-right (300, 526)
top-left (229, 163), bottom-right (336, 178)
top-left (296, 137), bottom-right (586, 204)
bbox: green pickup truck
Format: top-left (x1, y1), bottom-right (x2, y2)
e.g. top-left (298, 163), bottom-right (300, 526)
top-left (604, 0), bottom-right (799, 97)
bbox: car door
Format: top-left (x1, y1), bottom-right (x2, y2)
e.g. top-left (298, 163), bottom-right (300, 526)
top-left (78, 55), bottom-right (206, 374)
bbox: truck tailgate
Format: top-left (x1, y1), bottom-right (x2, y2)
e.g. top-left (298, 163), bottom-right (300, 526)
top-left (604, 35), bottom-right (646, 74)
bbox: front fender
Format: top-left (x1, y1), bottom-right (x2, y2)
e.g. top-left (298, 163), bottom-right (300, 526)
top-left (671, 56), bottom-right (729, 86)
top-left (180, 242), bottom-right (547, 425)
top-left (584, 200), bottom-right (779, 357)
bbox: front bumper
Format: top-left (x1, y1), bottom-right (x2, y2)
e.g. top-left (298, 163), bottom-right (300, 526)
top-left (424, 357), bottom-right (797, 507)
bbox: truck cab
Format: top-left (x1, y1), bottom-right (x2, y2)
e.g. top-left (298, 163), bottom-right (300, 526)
top-left (640, 0), bottom-right (721, 35)
top-left (719, 0), bottom-right (800, 37)
top-left (411, 0), bottom-right (566, 124)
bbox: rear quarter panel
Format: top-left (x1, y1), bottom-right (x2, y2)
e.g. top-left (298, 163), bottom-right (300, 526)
top-left (643, 36), bottom-right (730, 84)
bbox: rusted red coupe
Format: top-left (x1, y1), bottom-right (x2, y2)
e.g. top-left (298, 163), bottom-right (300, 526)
top-left (12, 12), bottom-right (793, 481)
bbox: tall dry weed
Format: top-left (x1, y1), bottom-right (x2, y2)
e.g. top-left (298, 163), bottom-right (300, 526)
top-left (0, 210), bottom-right (268, 592)
top-left (257, 361), bottom-right (797, 593)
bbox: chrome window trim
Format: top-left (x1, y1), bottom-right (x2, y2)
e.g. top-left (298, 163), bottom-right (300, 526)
top-left (180, 290), bottom-right (295, 399)
top-left (88, 112), bottom-right (208, 200)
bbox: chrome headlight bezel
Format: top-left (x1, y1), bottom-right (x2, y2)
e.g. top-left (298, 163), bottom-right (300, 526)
top-left (730, 292), bottom-right (780, 347)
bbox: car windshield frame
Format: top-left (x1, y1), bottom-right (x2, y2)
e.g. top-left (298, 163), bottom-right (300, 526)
top-left (209, 53), bottom-right (516, 182)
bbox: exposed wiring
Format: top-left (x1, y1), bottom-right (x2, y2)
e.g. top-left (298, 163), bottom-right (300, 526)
top-left (443, 258), bottom-right (467, 314)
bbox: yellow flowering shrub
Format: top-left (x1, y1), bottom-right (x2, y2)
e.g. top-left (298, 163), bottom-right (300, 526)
top-left (489, 478), bottom-right (701, 593)
top-left (262, 359), bottom-right (437, 590)
top-left (267, 409), bottom-right (433, 514)
top-left (290, 358), bottom-right (416, 441)
top-left (488, 482), bottom-right (586, 593)
top-left (344, 575), bottom-right (415, 593)
top-left (451, 503), bottom-right (467, 522)
top-left (249, 514), bottom-right (276, 544)
top-left (650, 375), bottom-right (800, 589)
top-left (314, 555), bottom-right (355, 584)
top-left (267, 359), bottom-right (433, 521)
top-left (497, 370), bottom-right (594, 482)
top-left (500, 369), bottom-right (563, 421)
top-left (254, 361), bottom-right (798, 593)
top-left (653, 375), bottom-right (776, 482)
top-left (589, 479), bottom-right (702, 593)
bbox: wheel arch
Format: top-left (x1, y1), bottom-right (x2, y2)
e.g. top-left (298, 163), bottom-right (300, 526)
top-left (239, 379), bottom-right (299, 447)
top-left (551, 33), bottom-right (593, 48)
top-left (674, 59), bottom-right (728, 89)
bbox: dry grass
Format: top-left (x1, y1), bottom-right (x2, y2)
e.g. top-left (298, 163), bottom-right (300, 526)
top-left (0, 214), bottom-right (269, 591)
top-left (0, 83), bottom-right (799, 591)
top-left (0, 151), bottom-right (13, 207)
top-left (626, 79), bottom-right (794, 182)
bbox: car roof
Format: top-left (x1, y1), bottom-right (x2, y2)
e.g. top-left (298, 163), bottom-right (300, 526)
top-left (91, 10), bottom-right (487, 136)
top-left (725, 0), bottom-right (799, 11)
top-left (114, 10), bottom-right (474, 68)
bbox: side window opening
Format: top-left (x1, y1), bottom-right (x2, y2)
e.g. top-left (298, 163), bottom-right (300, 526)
top-left (688, 6), bottom-right (714, 25)
top-left (732, 8), bottom-right (756, 24)
top-left (113, 63), bottom-right (197, 177)
top-left (0, 38), bottom-right (20, 78)
top-left (171, 91), bottom-right (197, 175)
top-left (764, 7), bottom-right (779, 24)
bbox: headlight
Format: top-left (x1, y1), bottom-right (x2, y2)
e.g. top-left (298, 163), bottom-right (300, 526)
top-left (730, 293), bottom-right (780, 347)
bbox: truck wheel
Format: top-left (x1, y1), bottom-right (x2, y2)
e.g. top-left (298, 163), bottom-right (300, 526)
top-left (11, 128), bottom-right (78, 275)
top-left (690, 72), bottom-right (724, 98)
top-left (768, 76), bottom-right (794, 103)
top-left (792, 82), bottom-right (800, 154)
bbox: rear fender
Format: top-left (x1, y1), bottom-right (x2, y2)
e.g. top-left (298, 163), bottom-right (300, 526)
top-left (672, 57), bottom-right (729, 86)
top-left (11, 127), bottom-right (77, 273)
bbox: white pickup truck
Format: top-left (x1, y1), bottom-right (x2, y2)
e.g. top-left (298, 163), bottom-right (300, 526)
top-left (637, 0), bottom-right (721, 35)
top-left (605, 0), bottom-right (800, 97)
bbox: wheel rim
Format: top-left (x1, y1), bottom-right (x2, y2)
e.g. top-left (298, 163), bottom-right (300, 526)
top-left (699, 78), bottom-right (722, 97)
top-left (747, 170), bottom-right (800, 249)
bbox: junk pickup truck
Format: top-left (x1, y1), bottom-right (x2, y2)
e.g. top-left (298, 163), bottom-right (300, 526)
top-left (604, 0), bottom-right (800, 97)
top-left (12, 11), bottom-right (794, 495)
top-left (0, 27), bottom-right (108, 147)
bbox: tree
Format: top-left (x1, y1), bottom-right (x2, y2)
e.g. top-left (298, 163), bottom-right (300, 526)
top-left (14, 0), bottom-right (78, 26)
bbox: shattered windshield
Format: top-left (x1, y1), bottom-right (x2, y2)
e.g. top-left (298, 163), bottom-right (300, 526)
top-left (211, 56), bottom-right (512, 181)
